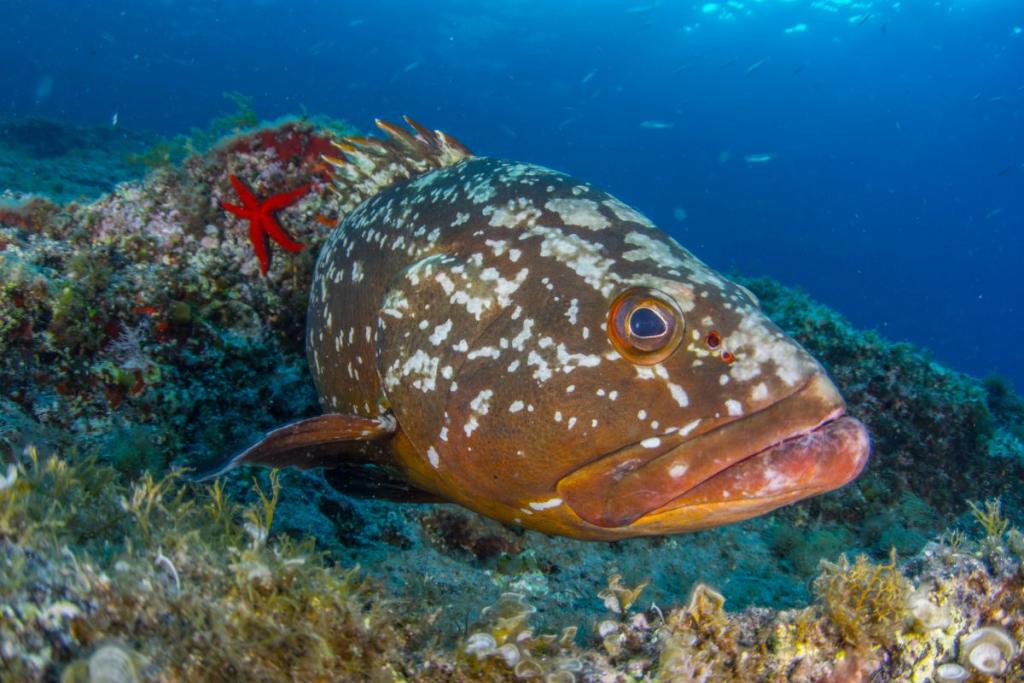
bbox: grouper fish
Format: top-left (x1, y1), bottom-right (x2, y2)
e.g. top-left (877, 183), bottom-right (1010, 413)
top-left (216, 118), bottom-right (870, 541)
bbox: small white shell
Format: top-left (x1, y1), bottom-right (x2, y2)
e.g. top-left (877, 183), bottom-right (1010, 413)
top-left (908, 594), bottom-right (950, 631)
top-left (961, 625), bottom-right (1018, 675)
top-left (87, 645), bottom-right (139, 683)
top-left (464, 632), bottom-right (497, 658)
top-left (968, 642), bottom-right (1006, 675)
top-left (934, 662), bottom-right (969, 683)
top-left (495, 643), bottom-right (520, 667)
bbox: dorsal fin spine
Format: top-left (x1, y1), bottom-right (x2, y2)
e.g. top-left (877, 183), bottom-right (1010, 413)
top-left (321, 117), bottom-right (473, 209)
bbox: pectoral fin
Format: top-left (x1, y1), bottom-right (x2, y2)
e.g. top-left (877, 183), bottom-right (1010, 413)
top-left (196, 413), bottom-right (397, 480)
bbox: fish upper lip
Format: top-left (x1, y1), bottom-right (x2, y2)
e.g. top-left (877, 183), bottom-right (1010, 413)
top-left (704, 404), bottom-right (846, 470)
top-left (556, 373), bottom-right (855, 528)
top-left (675, 408), bottom-right (846, 496)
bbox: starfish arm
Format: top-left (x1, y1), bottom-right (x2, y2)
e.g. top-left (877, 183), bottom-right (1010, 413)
top-left (229, 174), bottom-right (259, 208)
top-left (248, 219), bottom-right (271, 275)
top-left (261, 184), bottom-right (312, 212)
top-left (221, 202), bottom-right (249, 218)
top-left (261, 215), bottom-right (305, 253)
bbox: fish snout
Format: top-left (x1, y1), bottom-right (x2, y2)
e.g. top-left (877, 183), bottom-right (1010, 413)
top-left (556, 372), bottom-right (870, 534)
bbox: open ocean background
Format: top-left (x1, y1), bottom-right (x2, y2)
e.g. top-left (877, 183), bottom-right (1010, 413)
top-left (1, 0), bottom-right (1022, 390)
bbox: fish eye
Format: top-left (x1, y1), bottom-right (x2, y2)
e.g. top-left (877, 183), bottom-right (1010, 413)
top-left (629, 307), bottom-right (668, 339)
top-left (608, 288), bottom-right (684, 364)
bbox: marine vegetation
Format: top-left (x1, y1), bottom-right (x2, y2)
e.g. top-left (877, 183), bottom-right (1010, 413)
top-left (3, 444), bottom-right (1022, 681)
top-left (0, 449), bottom-right (416, 681)
top-left (1, 117), bottom-right (1023, 681)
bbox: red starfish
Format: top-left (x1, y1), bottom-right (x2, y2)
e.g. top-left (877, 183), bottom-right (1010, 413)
top-left (222, 174), bottom-right (311, 275)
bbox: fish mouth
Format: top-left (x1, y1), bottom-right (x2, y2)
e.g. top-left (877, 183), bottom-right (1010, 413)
top-left (556, 373), bottom-right (870, 532)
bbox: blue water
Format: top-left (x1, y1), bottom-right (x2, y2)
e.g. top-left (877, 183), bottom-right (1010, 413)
top-left (3, 0), bottom-right (1022, 389)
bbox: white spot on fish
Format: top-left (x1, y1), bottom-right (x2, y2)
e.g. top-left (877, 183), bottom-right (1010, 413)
top-left (468, 345), bottom-right (501, 360)
top-left (667, 382), bottom-right (689, 407)
top-left (527, 351), bottom-right (552, 382)
top-left (565, 298), bottom-right (579, 325)
top-left (429, 319), bottom-right (453, 345)
top-left (401, 350), bottom-right (439, 392)
top-left (679, 419), bottom-right (701, 436)
top-left (545, 197), bottom-right (610, 230)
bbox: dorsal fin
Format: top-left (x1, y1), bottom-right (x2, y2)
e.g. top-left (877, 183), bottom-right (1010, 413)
top-left (322, 116), bottom-right (472, 205)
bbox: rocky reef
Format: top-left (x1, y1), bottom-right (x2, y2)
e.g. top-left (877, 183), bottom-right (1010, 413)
top-left (1, 117), bottom-right (1022, 681)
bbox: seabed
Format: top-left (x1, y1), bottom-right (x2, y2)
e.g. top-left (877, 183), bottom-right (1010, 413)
top-left (1, 114), bottom-right (1022, 682)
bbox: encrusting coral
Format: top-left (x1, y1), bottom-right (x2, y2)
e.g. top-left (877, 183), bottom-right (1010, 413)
top-left (2, 113), bottom-right (1024, 681)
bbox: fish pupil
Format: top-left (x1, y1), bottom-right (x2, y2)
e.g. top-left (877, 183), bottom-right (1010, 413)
top-left (629, 307), bottom-right (667, 338)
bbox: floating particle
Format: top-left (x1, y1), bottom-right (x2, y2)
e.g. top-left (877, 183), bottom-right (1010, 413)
top-left (640, 120), bottom-right (674, 130)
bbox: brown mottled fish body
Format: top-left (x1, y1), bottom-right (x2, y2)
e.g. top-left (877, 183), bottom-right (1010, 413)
top-left (226, 119), bottom-right (870, 540)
